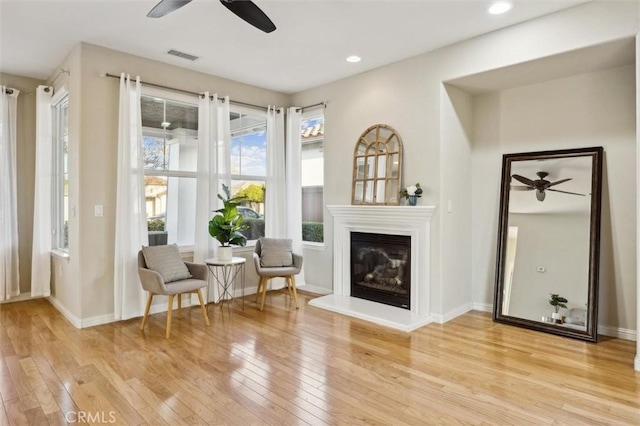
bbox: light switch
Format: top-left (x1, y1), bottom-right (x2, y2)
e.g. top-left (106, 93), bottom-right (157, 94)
top-left (447, 200), bottom-right (453, 213)
top-left (94, 205), bottom-right (103, 217)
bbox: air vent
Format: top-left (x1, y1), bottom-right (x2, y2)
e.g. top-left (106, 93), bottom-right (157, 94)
top-left (167, 49), bottom-right (199, 61)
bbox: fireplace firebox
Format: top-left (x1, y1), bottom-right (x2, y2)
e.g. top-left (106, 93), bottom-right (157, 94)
top-left (351, 232), bottom-right (411, 309)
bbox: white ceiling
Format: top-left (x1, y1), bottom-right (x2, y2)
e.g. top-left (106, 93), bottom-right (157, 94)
top-left (1, 0), bottom-right (587, 94)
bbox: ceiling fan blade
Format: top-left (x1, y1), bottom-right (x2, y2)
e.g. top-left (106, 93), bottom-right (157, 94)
top-left (547, 188), bottom-right (586, 196)
top-left (512, 174), bottom-right (536, 187)
top-left (510, 185), bottom-right (534, 191)
top-left (147, 0), bottom-right (192, 18)
top-left (545, 178), bottom-right (572, 189)
top-left (220, 0), bottom-right (276, 33)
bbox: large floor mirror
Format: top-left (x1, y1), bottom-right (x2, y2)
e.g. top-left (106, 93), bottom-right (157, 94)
top-left (493, 147), bottom-right (603, 342)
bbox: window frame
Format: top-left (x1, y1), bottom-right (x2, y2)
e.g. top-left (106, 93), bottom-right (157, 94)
top-left (300, 108), bottom-right (325, 245)
top-left (51, 87), bottom-right (69, 252)
top-left (227, 104), bottom-right (268, 244)
top-left (141, 87), bottom-right (199, 250)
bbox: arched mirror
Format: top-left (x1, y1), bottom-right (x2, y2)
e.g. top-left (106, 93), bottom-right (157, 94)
top-left (352, 124), bottom-right (403, 205)
top-left (493, 147), bottom-right (603, 342)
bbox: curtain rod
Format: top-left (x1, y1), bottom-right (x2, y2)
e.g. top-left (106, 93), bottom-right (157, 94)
top-left (4, 87), bottom-right (15, 95)
top-left (298, 101), bottom-right (326, 112)
top-left (104, 73), bottom-right (269, 111)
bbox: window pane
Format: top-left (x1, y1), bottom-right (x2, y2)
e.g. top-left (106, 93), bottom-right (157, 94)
top-left (145, 176), bottom-right (197, 246)
top-left (230, 112), bottom-right (267, 177)
top-left (230, 180), bottom-right (265, 241)
top-left (301, 114), bottom-right (324, 243)
top-left (53, 95), bottom-right (69, 250)
top-left (141, 96), bottom-right (198, 172)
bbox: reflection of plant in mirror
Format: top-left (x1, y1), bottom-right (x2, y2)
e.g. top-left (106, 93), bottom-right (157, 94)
top-left (549, 293), bottom-right (568, 313)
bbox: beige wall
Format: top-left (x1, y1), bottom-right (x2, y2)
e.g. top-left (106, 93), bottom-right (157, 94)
top-left (471, 65), bottom-right (637, 330)
top-left (52, 43), bottom-right (290, 321)
top-left (12, 2), bottom-right (638, 331)
top-left (0, 72), bottom-right (45, 294)
top-left (291, 1), bottom-right (639, 322)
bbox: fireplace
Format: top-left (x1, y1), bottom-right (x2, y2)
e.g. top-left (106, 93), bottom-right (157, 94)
top-left (309, 204), bottom-right (435, 332)
top-left (351, 232), bottom-right (411, 309)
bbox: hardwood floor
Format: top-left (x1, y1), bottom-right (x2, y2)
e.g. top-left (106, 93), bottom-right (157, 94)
top-left (1, 292), bottom-right (639, 425)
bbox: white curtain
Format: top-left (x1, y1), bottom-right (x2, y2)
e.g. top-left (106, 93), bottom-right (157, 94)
top-left (283, 107), bottom-right (305, 285)
top-left (0, 87), bottom-right (21, 301)
top-left (194, 93), bottom-right (228, 302)
top-left (265, 107), bottom-right (287, 238)
top-left (31, 85), bottom-right (53, 298)
top-left (285, 107), bottom-right (303, 254)
top-left (114, 74), bottom-right (148, 320)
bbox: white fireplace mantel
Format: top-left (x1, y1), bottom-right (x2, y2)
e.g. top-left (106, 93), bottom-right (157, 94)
top-left (309, 204), bottom-right (435, 332)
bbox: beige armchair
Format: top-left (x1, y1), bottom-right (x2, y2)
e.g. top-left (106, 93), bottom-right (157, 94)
top-left (138, 250), bottom-right (210, 338)
top-left (253, 238), bottom-right (302, 311)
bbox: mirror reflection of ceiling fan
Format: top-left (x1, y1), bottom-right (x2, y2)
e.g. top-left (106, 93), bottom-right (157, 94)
top-left (511, 171), bottom-right (586, 202)
top-left (147, 0), bottom-right (277, 33)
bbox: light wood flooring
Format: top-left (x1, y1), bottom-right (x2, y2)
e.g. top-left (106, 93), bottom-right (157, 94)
top-left (1, 291), bottom-right (639, 425)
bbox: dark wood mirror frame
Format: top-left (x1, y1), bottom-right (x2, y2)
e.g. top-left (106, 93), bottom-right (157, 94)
top-left (493, 147), bottom-right (603, 342)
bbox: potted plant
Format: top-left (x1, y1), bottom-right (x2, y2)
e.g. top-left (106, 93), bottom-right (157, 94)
top-left (208, 184), bottom-right (249, 261)
top-left (400, 183), bottom-right (423, 206)
top-left (549, 293), bottom-right (568, 323)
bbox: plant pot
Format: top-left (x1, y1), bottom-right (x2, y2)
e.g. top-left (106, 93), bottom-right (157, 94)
top-left (551, 312), bottom-right (564, 324)
top-left (408, 195), bottom-right (417, 206)
top-left (217, 246), bottom-right (232, 261)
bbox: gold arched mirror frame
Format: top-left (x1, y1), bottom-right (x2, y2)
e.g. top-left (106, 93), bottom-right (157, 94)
top-left (351, 124), bottom-right (403, 205)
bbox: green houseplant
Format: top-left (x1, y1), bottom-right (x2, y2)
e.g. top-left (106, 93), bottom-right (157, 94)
top-left (549, 293), bottom-right (568, 322)
top-left (208, 184), bottom-right (249, 260)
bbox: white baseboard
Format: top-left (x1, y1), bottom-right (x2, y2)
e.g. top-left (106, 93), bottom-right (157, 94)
top-left (47, 296), bottom-right (82, 328)
top-left (635, 355), bottom-right (640, 371)
top-left (431, 303), bottom-right (473, 324)
top-left (473, 302), bottom-right (493, 312)
top-left (296, 284), bottom-right (332, 295)
top-left (598, 325), bottom-right (636, 341)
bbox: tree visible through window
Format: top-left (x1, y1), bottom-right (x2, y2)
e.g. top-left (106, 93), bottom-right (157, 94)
top-left (229, 107), bottom-right (267, 241)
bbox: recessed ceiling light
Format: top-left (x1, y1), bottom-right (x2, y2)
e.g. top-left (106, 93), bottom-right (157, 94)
top-left (346, 55), bottom-right (362, 63)
top-left (488, 1), bottom-right (512, 14)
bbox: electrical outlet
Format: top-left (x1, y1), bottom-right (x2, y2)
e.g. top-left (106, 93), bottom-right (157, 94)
top-left (94, 205), bottom-right (103, 217)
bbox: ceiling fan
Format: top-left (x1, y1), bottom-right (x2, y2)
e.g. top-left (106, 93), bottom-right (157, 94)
top-left (511, 171), bottom-right (586, 202)
top-left (147, 0), bottom-right (277, 33)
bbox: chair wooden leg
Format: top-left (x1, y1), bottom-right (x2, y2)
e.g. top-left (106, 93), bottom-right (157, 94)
top-left (289, 276), bottom-right (299, 309)
top-left (260, 277), bottom-right (269, 311)
top-left (141, 293), bottom-right (154, 330)
top-left (178, 294), bottom-right (182, 312)
top-left (256, 277), bottom-right (264, 302)
top-left (166, 294), bottom-right (174, 339)
top-left (196, 289), bottom-right (210, 326)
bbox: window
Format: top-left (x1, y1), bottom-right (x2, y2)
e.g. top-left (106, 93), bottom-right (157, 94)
top-left (301, 111), bottom-right (324, 243)
top-left (141, 91), bottom-right (198, 247)
top-left (229, 107), bottom-right (267, 241)
top-left (52, 91), bottom-right (69, 250)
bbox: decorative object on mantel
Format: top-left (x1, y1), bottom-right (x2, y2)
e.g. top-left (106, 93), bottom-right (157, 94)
top-left (208, 184), bottom-right (249, 261)
top-left (400, 183), bottom-right (423, 206)
top-left (351, 124), bottom-right (403, 205)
